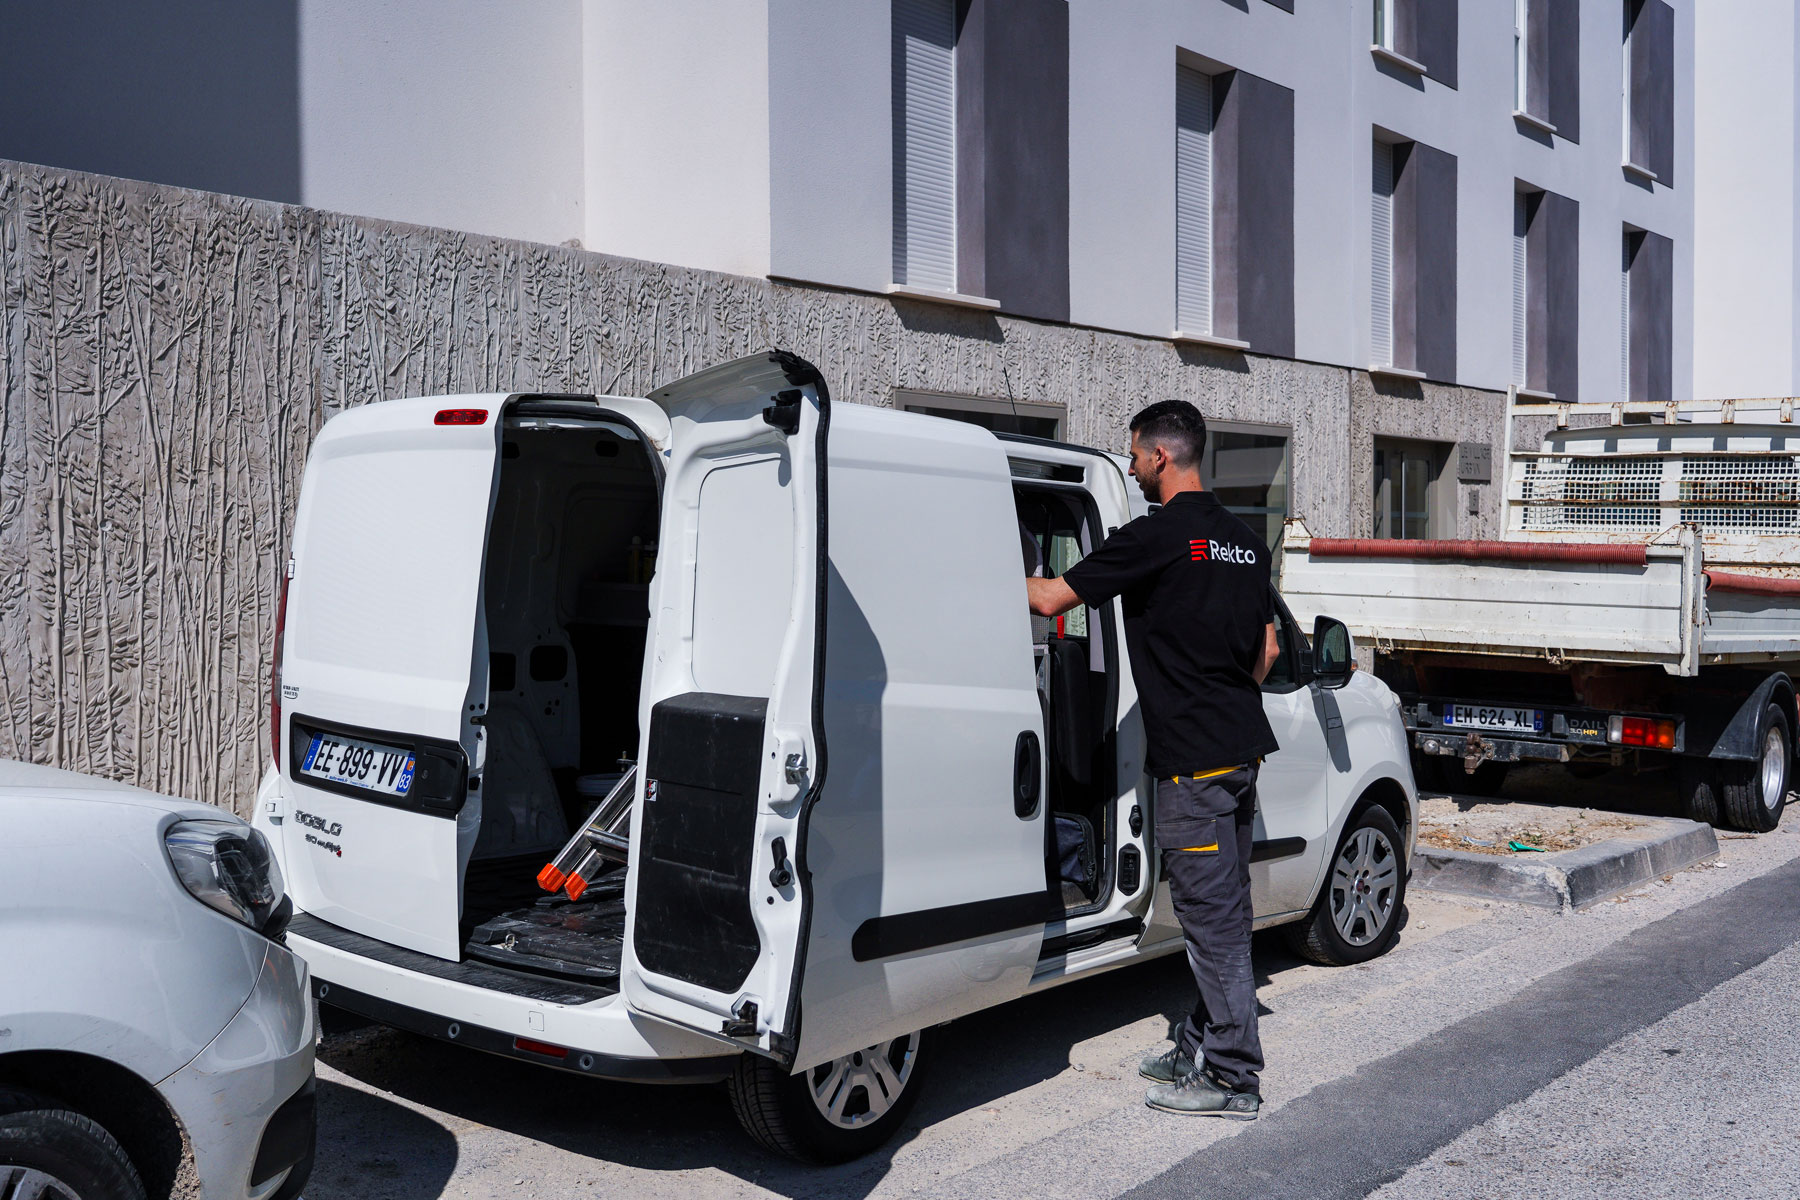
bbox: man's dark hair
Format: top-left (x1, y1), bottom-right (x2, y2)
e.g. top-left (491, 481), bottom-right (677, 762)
top-left (1129, 400), bottom-right (1208, 469)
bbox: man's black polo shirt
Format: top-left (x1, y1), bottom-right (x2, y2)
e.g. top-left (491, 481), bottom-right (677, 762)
top-left (1062, 491), bottom-right (1279, 777)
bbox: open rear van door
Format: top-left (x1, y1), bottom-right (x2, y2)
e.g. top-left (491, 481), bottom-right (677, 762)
top-left (621, 353), bottom-right (833, 1062)
top-left (278, 394), bottom-right (503, 960)
top-left (623, 353), bottom-right (1052, 1069)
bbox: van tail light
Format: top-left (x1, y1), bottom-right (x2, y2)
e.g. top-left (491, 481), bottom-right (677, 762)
top-left (1608, 715), bottom-right (1676, 749)
top-left (434, 408), bottom-right (489, 426)
top-left (271, 563), bottom-right (291, 765)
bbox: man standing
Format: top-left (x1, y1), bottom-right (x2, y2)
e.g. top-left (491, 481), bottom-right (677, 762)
top-left (1026, 400), bottom-right (1279, 1119)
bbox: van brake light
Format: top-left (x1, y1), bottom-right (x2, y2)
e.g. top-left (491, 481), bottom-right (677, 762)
top-left (434, 408), bottom-right (489, 426)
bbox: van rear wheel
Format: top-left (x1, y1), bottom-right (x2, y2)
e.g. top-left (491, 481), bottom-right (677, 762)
top-left (727, 1031), bottom-right (926, 1163)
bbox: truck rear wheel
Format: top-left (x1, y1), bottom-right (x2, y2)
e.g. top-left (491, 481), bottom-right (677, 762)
top-left (1718, 704), bottom-right (1790, 833)
top-left (727, 1031), bottom-right (926, 1163)
top-left (1675, 758), bottom-right (1723, 826)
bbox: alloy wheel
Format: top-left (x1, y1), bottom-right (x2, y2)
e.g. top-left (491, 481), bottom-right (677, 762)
top-left (805, 1032), bottom-right (921, 1129)
top-left (1329, 826), bottom-right (1399, 947)
top-left (0, 1166), bottom-right (81, 1200)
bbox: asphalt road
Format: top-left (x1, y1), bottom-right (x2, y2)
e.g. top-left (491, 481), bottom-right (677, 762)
top-left (305, 783), bottom-right (1800, 1200)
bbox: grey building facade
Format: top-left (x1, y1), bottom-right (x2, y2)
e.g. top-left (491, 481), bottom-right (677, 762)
top-left (0, 1), bottom-right (1698, 808)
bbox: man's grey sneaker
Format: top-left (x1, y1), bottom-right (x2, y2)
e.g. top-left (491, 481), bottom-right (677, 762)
top-left (1145, 1068), bottom-right (1261, 1119)
top-left (1138, 1046), bottom-right (1197, 1084)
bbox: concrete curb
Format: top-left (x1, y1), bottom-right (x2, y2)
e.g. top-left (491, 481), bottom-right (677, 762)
top-left (1411, 817), bottom-right (1720, 912)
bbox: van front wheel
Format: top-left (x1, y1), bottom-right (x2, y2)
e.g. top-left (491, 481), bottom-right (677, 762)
top-left (727, 1030), bottom-right (926, 1163)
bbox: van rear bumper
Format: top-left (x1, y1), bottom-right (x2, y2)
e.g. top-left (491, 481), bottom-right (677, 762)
top-left (287, 912), bottom-right (740, 1082)
top-left (313, 979), bottom-right (736, 1083)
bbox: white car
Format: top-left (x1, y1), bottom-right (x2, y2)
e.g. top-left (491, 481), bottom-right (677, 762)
top-left (0, 761), bottom-right (315, 1200)
top-left (256, 351), bottom-right (1416, 1162)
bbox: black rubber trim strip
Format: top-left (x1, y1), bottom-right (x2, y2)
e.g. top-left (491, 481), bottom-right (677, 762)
top-left (1037, 916), bottom-right (1145, 962)
top-left (312, 979), bottom-right (737, 1084)
top-left (852, 892), bottom-right (1056, 963)
top-left (288, 912), bottom-right (615, 1005)
top-left (249, 1077), bottom-right (315, 1190)
top-left (1250, 836), bottom-right (1308, 863)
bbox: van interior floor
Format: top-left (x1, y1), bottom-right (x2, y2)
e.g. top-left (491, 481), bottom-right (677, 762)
top-left (461, 854), bottom-right (627, 986)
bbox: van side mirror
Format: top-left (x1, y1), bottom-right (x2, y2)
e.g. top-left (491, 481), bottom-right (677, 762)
top-left (1312, 616), bottom-right (1355, 688)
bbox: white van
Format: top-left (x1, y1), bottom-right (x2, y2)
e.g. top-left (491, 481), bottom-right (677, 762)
top-left (254, 351), bottom-right (1417, 1162)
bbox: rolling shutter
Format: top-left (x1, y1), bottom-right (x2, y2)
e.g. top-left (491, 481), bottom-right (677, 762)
top-left (1512, 193), bottom-right (1529, 388)
top-left (1175, 66), bottom-right (1214, 336)
top-left (1371, 140), bottom-right (1394, 368)
top-left (892, 0), bottom-right (957, 291)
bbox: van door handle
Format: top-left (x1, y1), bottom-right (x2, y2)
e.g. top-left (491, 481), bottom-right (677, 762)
top-left (1013, 731), bottom-right (1041, 819)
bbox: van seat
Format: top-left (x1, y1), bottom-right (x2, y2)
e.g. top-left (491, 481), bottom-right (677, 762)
top-left (1045, 638), bottom-right (1093, 794)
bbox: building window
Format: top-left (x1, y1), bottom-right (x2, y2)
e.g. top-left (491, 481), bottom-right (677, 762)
top-left (1204, 424), bottom-right (1290, 567)
top-left (1512, 191), bottom-right (1529, 389)
top-left (1371, 139), bottom-right (1395, 367)
top-left (1173, 61), bottom-right (1295, 354)
top-left (1622, 0), bottom-right (1674, 182)
top-left (1373, 438), bottom-right (1451, 540)
top-left (1175, 64), bottom-right (1215, 339)
top-left (1514, 0), bottom-right (1528, 111)
top-left (1513, 186), bottom-right (1578, 400)
top-left (896, 390), bottom-right (1064, 439)
top-left (1622, 228), bottom-right (1673, 404)
top-left (1369, 134), bottom-right (1457, 381)
top-left (1371, 0), bottom-right (1458, 87)
top-left (892, 0), bottom-right (958, 291)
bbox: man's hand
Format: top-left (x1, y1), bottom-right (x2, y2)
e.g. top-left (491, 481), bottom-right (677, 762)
top-left (1027, 576), bottom-right (1083, 618)
top-left (1252, 621), bottom-right (1279, 684)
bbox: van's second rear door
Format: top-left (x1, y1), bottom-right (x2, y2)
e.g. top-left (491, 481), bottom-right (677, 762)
top-left (278, 395), bottom-right (501, 960)
top-left (622, 353), bottom-right (1051, 1071)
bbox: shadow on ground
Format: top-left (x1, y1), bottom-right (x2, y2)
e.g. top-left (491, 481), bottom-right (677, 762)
top-left (312, 927), bottom-right (1366, 1200)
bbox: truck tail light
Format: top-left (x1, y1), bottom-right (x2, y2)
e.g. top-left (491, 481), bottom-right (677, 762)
top-left (1608, 715), bottom-right (1675, 749)
top-left (271, 564), bottom-right (291, 765)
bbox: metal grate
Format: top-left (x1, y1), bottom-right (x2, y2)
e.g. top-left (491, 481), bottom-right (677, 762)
top-left (1518, 456), bottom-right (1662, 530)
top-left (1517, 453), bottom-right (1800, 534)
top-left (1679, 455), bottom-right (1800, 531)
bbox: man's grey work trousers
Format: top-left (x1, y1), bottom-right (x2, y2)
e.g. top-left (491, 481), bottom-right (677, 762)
top-left (1156, 766), bottom-right (1264, 1095)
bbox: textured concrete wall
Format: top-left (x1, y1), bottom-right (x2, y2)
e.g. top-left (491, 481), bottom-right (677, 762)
top-left (0, 159), bottom-right (1495, 813)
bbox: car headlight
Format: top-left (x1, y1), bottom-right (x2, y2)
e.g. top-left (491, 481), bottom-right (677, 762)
top-left (165, 819), bottom-right (288, 935)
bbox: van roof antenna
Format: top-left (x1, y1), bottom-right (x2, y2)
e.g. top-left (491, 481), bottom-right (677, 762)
top-left (1000, 362), bottom-right (1023, 430)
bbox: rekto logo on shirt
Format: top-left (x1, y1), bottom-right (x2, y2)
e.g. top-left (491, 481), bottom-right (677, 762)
top-left (1190, 538), bottom-right (1259, 565)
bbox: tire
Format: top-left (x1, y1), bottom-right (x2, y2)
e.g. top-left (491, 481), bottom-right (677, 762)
top-left (1675, 757), bottom-right (1723, 826)
top-left (1718, 703), bottom-right (1790, 833)
top-left (0, 1087), bottom-right (147, 1200)
top-left (727, 1031), bottom-right (927, 1163)
top-left (1285, 804), bottom-right (1407, 967)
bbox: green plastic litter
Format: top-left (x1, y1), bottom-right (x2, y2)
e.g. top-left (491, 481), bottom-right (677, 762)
top-left (1508, 840), bottom-right (1547, 853)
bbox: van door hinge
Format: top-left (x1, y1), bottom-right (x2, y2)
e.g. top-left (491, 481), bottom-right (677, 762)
top-left (722, 999), bottom-right (759, 1039)
top-left (783, 751), bottom-right (807, 785)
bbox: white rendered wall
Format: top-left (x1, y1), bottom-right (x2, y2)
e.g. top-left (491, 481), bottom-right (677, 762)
top-left (297, 0), bottom-right (585, 248)
top-left (1693, 0), bottom-right (1799, 400)
top-left (1068, 0), bottom-right (1693, 400)
top-left (766, 0), bottom-right (893, 293)
top-left (582, 0), bottom-right (771, 277)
